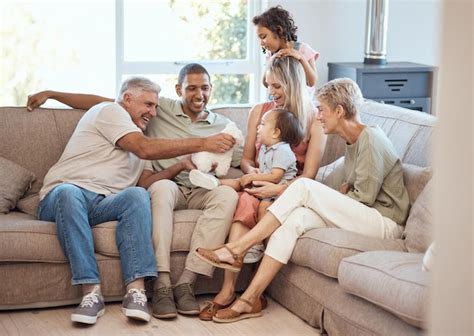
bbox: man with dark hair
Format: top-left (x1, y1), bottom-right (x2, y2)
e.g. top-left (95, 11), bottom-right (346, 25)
top-left (27, 63), bottom-right (242, 320)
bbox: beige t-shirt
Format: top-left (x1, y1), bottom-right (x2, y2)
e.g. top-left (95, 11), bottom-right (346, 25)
top-left (40, 102), bottom-right (145, 200)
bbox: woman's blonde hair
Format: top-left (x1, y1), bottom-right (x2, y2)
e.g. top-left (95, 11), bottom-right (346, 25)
top-left (316, 78), bottom-right (364, 119)
top-left (266, 56), bottom-right (313, 138)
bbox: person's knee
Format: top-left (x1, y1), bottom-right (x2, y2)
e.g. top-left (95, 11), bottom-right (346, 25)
top-left (122, 187), bottom-right (151, 211)
top-left (212, 185), bottom-right (239, 207)
top-left (147, 179), bottom-right (179, 199)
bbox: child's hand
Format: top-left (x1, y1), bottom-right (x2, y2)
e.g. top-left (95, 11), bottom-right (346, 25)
top-left (246, 167), bottom-right (260, 175)
top-left (239, 174), bottom-right (255, 188)
top-left (275, 48), bottom-right (302, 61)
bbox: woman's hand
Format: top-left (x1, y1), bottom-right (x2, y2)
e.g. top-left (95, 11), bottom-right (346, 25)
top-left (239, 173), bottom-right (255, 188)
top-left (244, 181), bottom-right (286, 199)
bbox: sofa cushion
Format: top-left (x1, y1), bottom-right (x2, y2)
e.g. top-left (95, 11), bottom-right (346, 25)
top-left (290, 228), bottom-right (406, 279)
top-left (0, 157), bottom-right (36, 214)
top-left (403, 179), bottom-right (434, 253)
top-left (338, 251), bottom-right (430, 328)
top-left (16, 193), bottom-right (40, 217)
top-left (402, 163), bottom-right (432, 205)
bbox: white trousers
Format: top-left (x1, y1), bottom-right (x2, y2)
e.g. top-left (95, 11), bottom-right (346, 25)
top-left (265, 178), bottom-right (403, 264)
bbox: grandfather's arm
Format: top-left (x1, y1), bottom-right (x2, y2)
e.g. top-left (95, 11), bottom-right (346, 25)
top-left (27, 90), bottom-right (113, 111)
top-left (117, 132), bottom-right (235, 161)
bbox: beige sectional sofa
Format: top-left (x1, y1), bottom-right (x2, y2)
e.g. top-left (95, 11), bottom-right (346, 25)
top-left (0, 101), bottom-right (434, 335)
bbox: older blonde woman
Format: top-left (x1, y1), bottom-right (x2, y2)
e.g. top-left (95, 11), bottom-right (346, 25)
top-left (196, 78), bottom-right (409, 323)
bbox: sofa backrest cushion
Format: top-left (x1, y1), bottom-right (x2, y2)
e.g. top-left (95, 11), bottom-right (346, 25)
top-left (0, 107), bottom-right (86, 196)
top-left (403, 178), bottom-right (434, 253)
top-left (320, 100), bottom-right (435, 167)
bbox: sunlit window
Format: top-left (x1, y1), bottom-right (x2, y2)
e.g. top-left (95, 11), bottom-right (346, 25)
top-left (0, 0), bottom-right (116, 107)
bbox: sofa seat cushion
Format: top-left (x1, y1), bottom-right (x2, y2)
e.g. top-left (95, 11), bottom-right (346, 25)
top-left (290, 228), bottom-right (406, 278)
top-left (338, 251), bottom-right (429, 328)
top-left (93, 209), bottom-right (202, 257)
top-left (0, 209), bottom-right (203, 261)
top-left (0, 212), bottom-right (66, 262)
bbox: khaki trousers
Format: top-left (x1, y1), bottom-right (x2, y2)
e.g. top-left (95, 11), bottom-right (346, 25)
top-left (148, 179), bottom-right (238, 277)
top-left (266, 178), bottom-right (403, 264)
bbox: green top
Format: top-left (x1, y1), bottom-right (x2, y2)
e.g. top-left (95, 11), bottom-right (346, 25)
top-left (145, 97), bottom-right (243, 187)
top-left (325, 125), bottom-right (410, 225)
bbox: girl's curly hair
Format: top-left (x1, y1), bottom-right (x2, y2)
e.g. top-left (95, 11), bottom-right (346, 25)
top-left (253, 6), bottom-right (298, 44)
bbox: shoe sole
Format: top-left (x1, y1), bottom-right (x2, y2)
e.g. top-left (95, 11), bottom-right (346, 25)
top-left (212, 311), bottom-right (262, 323)
top-left (122, 308), bottom-right (151, 322)
top-left (152, 311), bottom-right (178, 319)
top-left (189, 170), bottom-right (219, 190)
top-left (71, 308), bottom-right (105, 324)
top-left (177, 309), bottom-right (200, 316)
top-left (194, 250), bottom-right (241, 273)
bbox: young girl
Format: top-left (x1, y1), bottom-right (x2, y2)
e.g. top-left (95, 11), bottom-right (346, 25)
top-left (189, 107), bottom-right (303, 221)
top-left (253, 5), bottom-right (319, 93)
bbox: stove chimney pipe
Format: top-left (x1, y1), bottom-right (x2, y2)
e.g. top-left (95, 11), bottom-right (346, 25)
top-left (364, 0), bottom-right (389, 65)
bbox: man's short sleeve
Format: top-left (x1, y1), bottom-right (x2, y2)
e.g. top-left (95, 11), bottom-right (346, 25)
top-left (94, 104), bottom-right (142, 146)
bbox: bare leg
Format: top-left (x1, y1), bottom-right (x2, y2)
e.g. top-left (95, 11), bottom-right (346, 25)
top-left (257, 200), bottom-right (272, 222)
top-left (219, 178), bottom-right (242, 191)
top-left (82, 283), bottom-right (100, 295)
top-left (213, 221), bottom-right (250, 305)
top-left (126, 278), bottom-right (145, 291)
top-left (209, 211), bottom-right (282, 264)
top-left (231, 255), bottom-right (283, 313)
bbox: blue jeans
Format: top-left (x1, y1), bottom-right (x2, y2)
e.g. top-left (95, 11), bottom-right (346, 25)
top-left (38, 184), bottom-right (157, 286)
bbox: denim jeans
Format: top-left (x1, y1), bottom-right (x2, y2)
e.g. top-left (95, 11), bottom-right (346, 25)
top-left (38, 183), bottom-right (157, 286)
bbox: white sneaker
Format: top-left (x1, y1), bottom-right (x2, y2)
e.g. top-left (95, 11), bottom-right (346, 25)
top-left (243, 243), bottom-right (265, 264)
top-left (189, 170), bottom-right (219, 190)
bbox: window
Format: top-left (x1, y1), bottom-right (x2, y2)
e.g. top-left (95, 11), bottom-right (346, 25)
top-left (117, 0), bottom-right (264, 105)
top-left (0, 0), bottom-right (264, 107)
top-left (0, 0), bottom-right (116, 107)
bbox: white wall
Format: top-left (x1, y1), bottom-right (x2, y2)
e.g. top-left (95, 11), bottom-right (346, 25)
top-left (268, 0), bottom-right (442, 85)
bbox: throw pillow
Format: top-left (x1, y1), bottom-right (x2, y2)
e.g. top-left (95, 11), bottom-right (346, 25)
top-left (402, 163), bottom-right (433, 205)
top-left (403, 178), bottom-right (434, 253)
top-left (16, 193), bottom-right (41, 217)
top-left (0, 157), bottom-right (36, 213)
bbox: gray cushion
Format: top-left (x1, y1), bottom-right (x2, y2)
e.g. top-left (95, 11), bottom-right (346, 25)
top-left (338, 251), bottom-right (430, 328)
top-left (0, 157), bottom-right (36, 213)
top-left (291, 228), bottom-right (406, 278)
top-left (403, 179), bottom-right (434, 253)
top-left (402, 163), bottom-right (432, 205)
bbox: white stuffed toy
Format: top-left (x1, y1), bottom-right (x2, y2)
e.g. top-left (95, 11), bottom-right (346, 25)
top-left (191, 121), bottom-right (244, 177)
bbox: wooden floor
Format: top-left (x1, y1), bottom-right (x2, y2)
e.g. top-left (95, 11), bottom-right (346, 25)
top-left (0, 295), bottom-right (320, 336)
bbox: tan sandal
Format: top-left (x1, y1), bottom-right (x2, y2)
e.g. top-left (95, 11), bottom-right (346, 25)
top-left (212, 297), bottom-right (263, 323)
top-left (198, 296), bottom-right (236, 321)
top-left (195, 245), bottom-right (244, 273)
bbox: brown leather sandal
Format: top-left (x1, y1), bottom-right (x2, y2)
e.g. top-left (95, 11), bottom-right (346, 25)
top-left (198, 296), bottom-right (236, 321)
top-left (212, 297), bottom-right (263, 323)
top-left (195, 245), bottom-right (244, 272)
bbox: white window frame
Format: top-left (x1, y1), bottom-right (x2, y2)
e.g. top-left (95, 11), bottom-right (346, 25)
top-left (115, 0), bottom-right (267, 104)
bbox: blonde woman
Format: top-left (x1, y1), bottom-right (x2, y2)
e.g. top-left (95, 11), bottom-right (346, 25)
top-left (197, 56), bottom-right (326, 321)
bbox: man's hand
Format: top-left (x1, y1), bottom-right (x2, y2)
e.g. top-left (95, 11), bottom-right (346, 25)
top-left (179, 155), bottom-right (196, 171)
top-left (203, 133), bottom-right (236, 153)
top-left (26, 91), bottom-right (51, 111)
